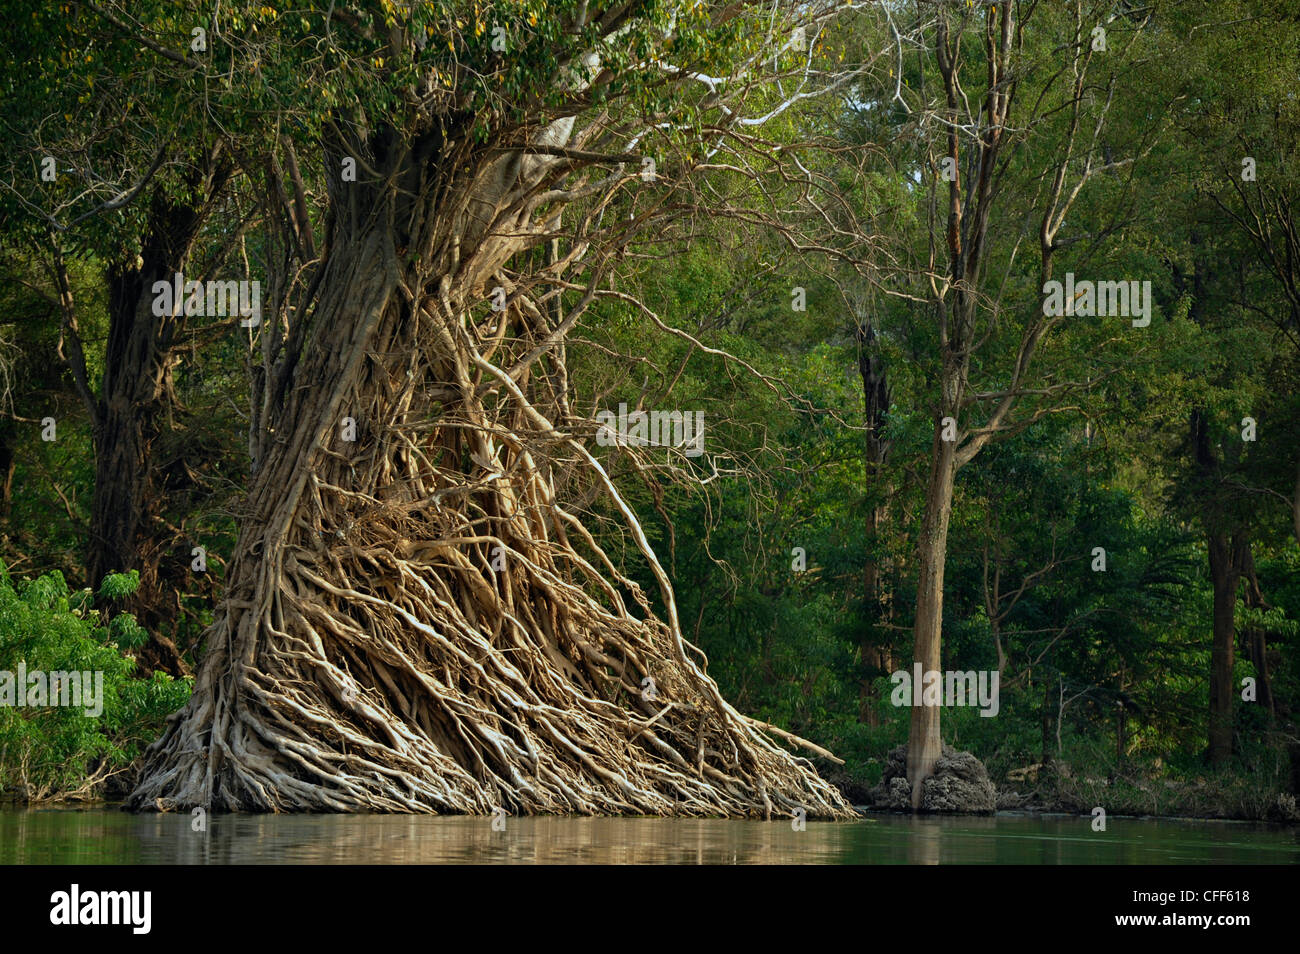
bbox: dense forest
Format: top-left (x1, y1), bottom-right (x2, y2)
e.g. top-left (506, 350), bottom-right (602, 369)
top-left (0, 0), bottom-right (1297, 820)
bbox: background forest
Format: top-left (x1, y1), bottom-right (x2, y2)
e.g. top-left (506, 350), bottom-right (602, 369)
top-left (0, 0), bottom-right (1298, 818)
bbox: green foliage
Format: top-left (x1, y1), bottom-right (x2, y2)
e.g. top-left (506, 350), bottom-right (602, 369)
top-left (1, 0), bottom-right (1297, 818)
top-left (0, 564), bottom-right (192, 801)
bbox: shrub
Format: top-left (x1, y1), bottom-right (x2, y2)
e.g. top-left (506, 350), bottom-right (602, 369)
top-left (0, 563), bottom-right (191, 801)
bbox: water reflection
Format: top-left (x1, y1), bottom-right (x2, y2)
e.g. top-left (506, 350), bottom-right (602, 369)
top-left (0, 809), bottom-right (1295, 865)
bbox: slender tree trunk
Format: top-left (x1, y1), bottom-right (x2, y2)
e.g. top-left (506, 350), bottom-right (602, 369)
top-left (1041, 678), bottom-right (1055, 767)
top-left (87, 273), bottom-right (177, 673)
top-left (906, 409), bottom-right (958, 808)
top-left (860, 644), bottom-right (889, 726)
top-left (1115, 702), bottom-right (1127, 765)
top-left (1207, 532), bottom-right (1242, 766)
top-left (50, 231), bottom-right (185, 673)
top-left (1240, 544), bottom-right (1275, 719)
top-left (1293, 454), bottom-right (1300, 543)
top-left (856, 320), bottom-right (892, 725)
top-left (1185, 249), bottom-right (1247, 767)
top-left (1245, 627), bottom-right (1274, 717)
top-left (0, 419), bottom-right (13, 518)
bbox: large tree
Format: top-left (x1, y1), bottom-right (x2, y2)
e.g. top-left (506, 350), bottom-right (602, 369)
top-left (1174, 0), bottom-right (1300, 762)
top-left (122, 0), bottom-right (855, 814)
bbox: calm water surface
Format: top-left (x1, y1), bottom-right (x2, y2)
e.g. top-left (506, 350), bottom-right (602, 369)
top-left (1, 809), bottom-right (1296, 864)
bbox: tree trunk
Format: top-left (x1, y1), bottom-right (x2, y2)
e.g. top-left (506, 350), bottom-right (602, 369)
top-left (79, 169), bottom-right (229, 676)
top-left (85, 227), bottom-right (192, 675)
top-left (856, 319), bottom-right (892, 725)
top-left (1293, 454), bottom-right (1300, 544)
top-left (129, 126), bottom-right (851, 817)
top-left (860, 645), bottom-right (890, 726)
top-left (1115, 702), bottom-right (1126, 765)
top-left (87, 386), bottom-right (188, 676)
top-left (1206, 532), bottom-right (1242, 766)
top-left (1239, 544), bottom-right (1275, 719)
top-left (1041, 678), bottom-right (1055, 767)
top-left (0, 419), bottom-right (13, 518)
top-left (905, 409), bottom-right (958, 808)
top-left (1185, 249), bottom-right (1246, 768)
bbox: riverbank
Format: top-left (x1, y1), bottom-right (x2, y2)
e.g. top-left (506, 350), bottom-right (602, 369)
top-left (828, 760), bottom-right (1300, 824)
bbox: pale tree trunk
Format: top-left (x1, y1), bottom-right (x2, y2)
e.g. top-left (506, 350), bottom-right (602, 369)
top-left (130, 122), bottom-right (851, 817)
top-left (905, 387), bottom-right (959, 807)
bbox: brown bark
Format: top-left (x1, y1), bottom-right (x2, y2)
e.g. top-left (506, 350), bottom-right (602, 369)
top-left (1041, 679), bottom-right (1054, 767)
top-left (1183, 240), bottom-right (1250, 766)
top-left (85, 187), bottom-right (222, 677)
top-left (52, 154), bottom-right (230, 676)
top-left (1206, 531), bottom-right (1245, 766)
top-left (1294, 453), bottom-right (1300, 544)
top-left (1115, 700), bottom-right (1127, 765)
top-left (856, 319), bottom-right (893, 725)
top-left (1189, 380), bottom-right (1250, 766)
top-left (1239, 544), bottom-right (1275, 719)
top-left (0, 420), bottom-right (13, 519)
top-left (128, 122), bottom-right (852, 817)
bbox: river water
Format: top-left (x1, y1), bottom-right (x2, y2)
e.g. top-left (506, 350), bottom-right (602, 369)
top-left (0, 809), bottom-right (1295, 864)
